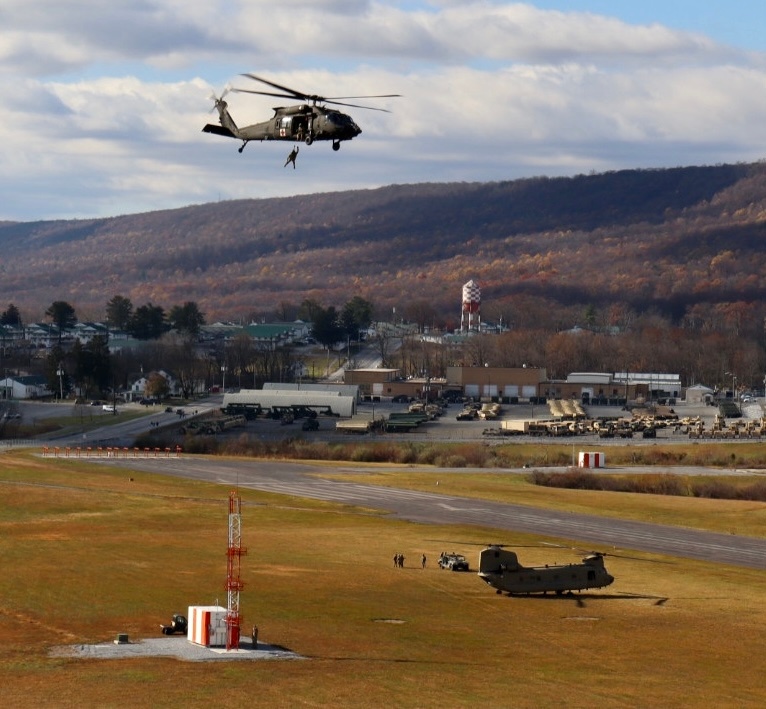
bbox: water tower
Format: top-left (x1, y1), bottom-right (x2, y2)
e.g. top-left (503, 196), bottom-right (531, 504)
top-left (460, 279), bottom-right (481, 332)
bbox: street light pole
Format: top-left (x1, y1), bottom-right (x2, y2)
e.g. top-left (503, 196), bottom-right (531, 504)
top-left (56, 364), bottom-right (64, 401)
top-left (221, 365), bottom-right (227, 393)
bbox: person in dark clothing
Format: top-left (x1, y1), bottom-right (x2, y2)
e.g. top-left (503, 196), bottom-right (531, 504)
top-left (284, 145), bottom-right (299, 169)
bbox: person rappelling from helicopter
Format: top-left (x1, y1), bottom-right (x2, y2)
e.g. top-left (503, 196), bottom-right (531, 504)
top-left (284, 145), bottom-right (299, 169)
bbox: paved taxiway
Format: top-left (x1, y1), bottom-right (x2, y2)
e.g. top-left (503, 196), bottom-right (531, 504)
top-left (86, 456), bottom-right (766, 570)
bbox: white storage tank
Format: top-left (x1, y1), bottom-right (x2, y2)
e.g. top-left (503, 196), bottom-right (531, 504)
top-left (187, 605), bottom-right (228, 647)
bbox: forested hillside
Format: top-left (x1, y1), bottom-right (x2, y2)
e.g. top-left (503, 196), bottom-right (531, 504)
top-left (2, 162), bottom-right (766, 338)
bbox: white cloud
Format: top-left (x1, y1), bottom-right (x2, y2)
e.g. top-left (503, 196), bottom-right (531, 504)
top-left (0, 1), bottom-right (765, 220)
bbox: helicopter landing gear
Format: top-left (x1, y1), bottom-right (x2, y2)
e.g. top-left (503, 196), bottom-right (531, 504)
top-left (332, 141), bottom-right (340, 151)
top-left (305, 135), bottom-right (314, 146)
top-left (238, 141), bottom-right (248, 154)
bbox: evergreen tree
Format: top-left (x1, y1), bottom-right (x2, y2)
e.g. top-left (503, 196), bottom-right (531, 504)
top-left (128, 303), bottom-right (168, 340)
top-left (168, 301), bottom-right (205, 337)
top-left (106, 295), bottom-right (133, 331)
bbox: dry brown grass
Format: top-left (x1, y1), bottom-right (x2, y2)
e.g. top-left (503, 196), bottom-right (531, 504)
top-left (326, 467), bottom-right (766, 538)
top-left (201, 438), bottom-right (766, 471)
top-left (1, 451), bottom-right (765, 708)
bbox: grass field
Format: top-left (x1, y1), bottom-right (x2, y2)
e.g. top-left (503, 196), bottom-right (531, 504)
top-left (2, 451), bottom-right (766, 708)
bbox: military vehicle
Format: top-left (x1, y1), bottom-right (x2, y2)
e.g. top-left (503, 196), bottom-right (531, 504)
top-left (438, 552), bottom-right (470, 571)
top-left (477, 545), bottom-right (614, 595)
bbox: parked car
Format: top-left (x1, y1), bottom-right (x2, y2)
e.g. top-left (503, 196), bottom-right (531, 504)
top-left (102, 404), bottom-right (116, 413)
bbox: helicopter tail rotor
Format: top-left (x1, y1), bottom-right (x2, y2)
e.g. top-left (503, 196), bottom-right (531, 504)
top-left (209, 86), bottom-right (231, 113)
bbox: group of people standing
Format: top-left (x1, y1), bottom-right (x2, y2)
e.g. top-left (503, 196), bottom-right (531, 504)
top-left (392, 553), bottom-right (428, 569)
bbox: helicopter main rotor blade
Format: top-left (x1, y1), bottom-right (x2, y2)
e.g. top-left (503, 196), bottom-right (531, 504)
top-left (324, 94), bottom-right (402, 100)
top-left (566, 545), bottom-right (675, 564)
top-left (241, 73), bottom-right (308, 100)
top-left (239, 74), bottom-right (401, 110)
top-left (322, 99), bottom-right (393, 113)
top-left (232, 88), bottom-right (307, 101)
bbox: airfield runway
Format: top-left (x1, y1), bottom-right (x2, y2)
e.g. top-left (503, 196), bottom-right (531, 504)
top-left (86, 456), bottom-right (766, 570)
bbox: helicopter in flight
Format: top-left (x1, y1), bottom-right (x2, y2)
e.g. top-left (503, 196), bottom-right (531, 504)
top-left (477, 545), bottom-right (616, 596)
top-left (202, 73), bottom-right (400, 154)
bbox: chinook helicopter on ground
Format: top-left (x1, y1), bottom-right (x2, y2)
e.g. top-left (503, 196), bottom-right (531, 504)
top-left (203, 73), bottom-right (400, 154)
top-left (478, 545), bottom-right (616, 596)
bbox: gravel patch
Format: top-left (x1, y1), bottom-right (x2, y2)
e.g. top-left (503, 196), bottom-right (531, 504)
top-left (51, 636), bottom-right (305, 662)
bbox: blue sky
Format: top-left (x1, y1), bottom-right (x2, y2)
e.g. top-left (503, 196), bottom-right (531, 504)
top-left (533, 1), bottom-right (766, 50)
top-left (2, 1), bottom-right (766, 221)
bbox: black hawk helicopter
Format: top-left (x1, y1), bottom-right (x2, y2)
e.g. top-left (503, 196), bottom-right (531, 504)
top-left (477, 545), bottom-right (617, 596)
top-left (203, 73), bottom-right (400, 154)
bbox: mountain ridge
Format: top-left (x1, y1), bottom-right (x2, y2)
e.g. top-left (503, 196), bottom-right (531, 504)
top-left (2, 162), bottom-right (765, 328)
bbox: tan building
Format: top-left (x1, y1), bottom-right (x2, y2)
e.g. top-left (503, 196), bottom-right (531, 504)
top-left (345, 366), bottom-right (652, 405)
top-left (344, 368), bottom-right (446, 401)
top-left (446, 366), bottom-right (547, 402)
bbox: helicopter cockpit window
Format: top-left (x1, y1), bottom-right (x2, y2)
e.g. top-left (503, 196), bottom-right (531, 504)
top-left (327, 112), bottom-right (350, 126)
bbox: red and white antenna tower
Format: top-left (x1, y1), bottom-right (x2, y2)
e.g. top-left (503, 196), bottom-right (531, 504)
top-left (225, 490), bottom-right (247, 650)
top-left (460, 279), bottom-right (481, 332)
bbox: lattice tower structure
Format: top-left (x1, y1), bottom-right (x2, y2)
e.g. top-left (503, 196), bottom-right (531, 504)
top-left (460, 279), bottom-right (481, 332)
top-left (225, 490), bottom-right (247, 650)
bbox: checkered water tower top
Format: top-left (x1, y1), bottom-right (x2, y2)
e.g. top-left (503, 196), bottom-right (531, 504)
top-left (462, 280), bottom-right (481, 312)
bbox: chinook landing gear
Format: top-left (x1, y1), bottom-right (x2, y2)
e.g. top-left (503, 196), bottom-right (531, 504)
top-left (332, 141), bottom-right (341, 151)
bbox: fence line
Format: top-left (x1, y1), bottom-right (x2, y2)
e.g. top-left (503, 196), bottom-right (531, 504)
top-left (41, 445), bottom-right (183, 459)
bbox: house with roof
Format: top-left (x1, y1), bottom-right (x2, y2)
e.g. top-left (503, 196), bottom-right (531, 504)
top-left (71, 322), bottom-right (109, 343)
top-left (24, 323), bottom-right (60, 349)
top-left (0, 374), bottom-right (52, 399)
top-left (200, 320), bottom-right (311, 347)
top-left (127, 370), bottom-right (180, 401)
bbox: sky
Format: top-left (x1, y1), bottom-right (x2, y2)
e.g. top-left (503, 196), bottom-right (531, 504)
top-left (3, 0), bottom-right (766, 222)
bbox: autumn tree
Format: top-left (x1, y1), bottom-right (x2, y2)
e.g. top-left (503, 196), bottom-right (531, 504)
top-left (298, 298), bottom-right (324, 324)
top-left (145, 372), bottom-right (170, 400)
top-left (275, 301), bottom-right (299, 321)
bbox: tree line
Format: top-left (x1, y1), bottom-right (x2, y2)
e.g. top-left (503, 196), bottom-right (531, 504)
top-left (3, 288), bottom-right (764, 400)
top-left (1, 295), bottom-right (376, 401)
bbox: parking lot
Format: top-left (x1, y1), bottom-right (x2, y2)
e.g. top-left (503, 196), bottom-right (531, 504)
top-left (213, 394), bottom-right (765, 445)
top-left (5, 394), bottom-right (764, 447)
